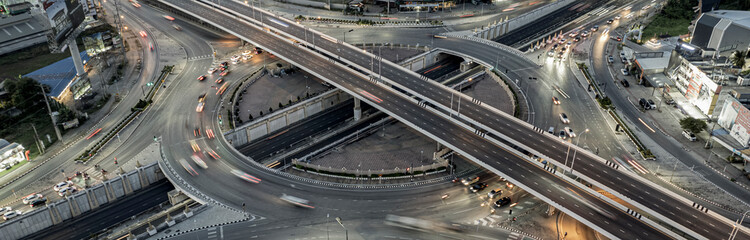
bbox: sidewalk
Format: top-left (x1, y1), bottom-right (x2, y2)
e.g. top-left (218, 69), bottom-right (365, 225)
top-left (568, 32), bottom-right (750, 211)
top-left (0, 17), bottom-right (145, 188)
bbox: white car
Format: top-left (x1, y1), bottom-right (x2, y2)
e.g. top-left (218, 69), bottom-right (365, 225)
top-left (0, 207), bottom-right (11, 215)
top-left (22, 194), bottom-right (43, 205)
top-left (621, 68), bottom-right (629, 76)
top-left (207, 68), bottom-right (217, 74)
top-left (559, 113), bottom-right (570, 124)
top-left (564, 127), bottom-right (576, 138)
top-left (3, 211), bottom-right (18, 221)
top-left (58, 186), bottom-right (77, 197)
top-left (53, 181), bottom-right (71, 191)
top-left (196, 102), bottom-right (205, 112)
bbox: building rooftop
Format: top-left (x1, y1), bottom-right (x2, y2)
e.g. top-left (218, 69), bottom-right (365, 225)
top-left (0, 13), bottom-right (48, 46)
top-left (704, 10), bottom-right (750, 29)
top-left (23, 51), bottom-right (89, 98)
top-left (634, 51), bottom-right (671, 70)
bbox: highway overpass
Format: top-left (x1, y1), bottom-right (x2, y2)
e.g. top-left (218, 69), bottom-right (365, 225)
top-left (151, 0), bottom-right (750, 239)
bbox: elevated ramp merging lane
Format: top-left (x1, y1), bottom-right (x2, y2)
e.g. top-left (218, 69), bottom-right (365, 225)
top-left (206, 1), bottom-right (750, 238)
top-left (161, 0), bottom-right (749, 239)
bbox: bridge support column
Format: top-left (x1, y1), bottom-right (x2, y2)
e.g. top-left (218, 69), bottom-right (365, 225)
top-left (354, 98), bottom-right (362, 121)
top-left (69, 39), bottom-right (86, 77)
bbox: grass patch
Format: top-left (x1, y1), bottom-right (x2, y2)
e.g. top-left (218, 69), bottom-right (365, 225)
top-left (0, 44), bottom-right (71, 81)
top-left (641, 14), bottom-right (692, 40)
top-left (0, 161), bottom-right (29, 178)
top-left (0, 110), bottom-right (59, 159)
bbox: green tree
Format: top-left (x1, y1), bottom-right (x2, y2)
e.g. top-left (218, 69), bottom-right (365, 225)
top-left (730, 50), bottom-right (747, 69)
top-left (3, 77), bottom-right (45, 111)
top-left (680, 117), bottom-right (707, 133)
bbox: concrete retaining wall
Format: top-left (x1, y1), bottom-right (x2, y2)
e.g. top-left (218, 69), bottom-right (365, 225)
top-left (472, 0), bottom-right (576, 40)
top-left (0, 163), bottom-right (164, 240)
top-left (225, 89), bottom-right (351, 147)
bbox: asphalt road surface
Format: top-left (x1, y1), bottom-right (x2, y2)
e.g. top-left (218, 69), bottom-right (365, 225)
top-left (155, 1), bottom-right (678, 239)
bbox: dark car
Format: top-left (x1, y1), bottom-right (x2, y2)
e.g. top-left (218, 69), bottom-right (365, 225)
top-left (606, 19), bottom-right (614, 24)
top-left (470, 183), bottom-right (488, 192)
top-left (620, 79), bottom-right (629, 87)
top-left (494, 197), bottom-right (512, 208)
top-left (30, 198), bottom-right (47, 207)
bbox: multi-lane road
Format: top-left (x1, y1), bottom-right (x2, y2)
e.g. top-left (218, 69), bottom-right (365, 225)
top-left (161, 0), bottom-right (750, 239)
top-left (156, 0), bottom-right (688, 238)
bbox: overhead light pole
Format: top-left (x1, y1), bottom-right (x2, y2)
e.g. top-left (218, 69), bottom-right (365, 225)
top-left (568, 128), bottom-right (589, 174)
top-left (335, 217), bottom-right (348, 240)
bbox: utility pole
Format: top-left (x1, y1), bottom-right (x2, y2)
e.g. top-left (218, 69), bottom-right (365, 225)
top-left (40, 84), bottom-right (64, 144)
top-left (114, 0), bottom-right (126, 61)
top-left (30, 124), bottom-right (43, 154)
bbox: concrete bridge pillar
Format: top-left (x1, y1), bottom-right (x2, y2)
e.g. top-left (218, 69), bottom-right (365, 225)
top-left (69, 40), bottom-right (85, 77)
top-left (354, 98), bottom-right (362, 121)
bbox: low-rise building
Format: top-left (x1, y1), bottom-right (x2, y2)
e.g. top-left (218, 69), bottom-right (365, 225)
top-left (690, 10), bottom-right (750, 57)
top-left (0, 139), bottom-right (25, 168)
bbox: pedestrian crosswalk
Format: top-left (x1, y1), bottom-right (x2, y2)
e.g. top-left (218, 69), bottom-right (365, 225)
top-left (188, 55), bottom-right (212, 61)
top-left (472, 214), bottom-right (501, 226)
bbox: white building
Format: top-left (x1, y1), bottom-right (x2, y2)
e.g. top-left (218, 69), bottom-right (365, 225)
top-left (691, 10), bottom-right (750, 57)
top-left (0, 139), bottom-right (25, 168)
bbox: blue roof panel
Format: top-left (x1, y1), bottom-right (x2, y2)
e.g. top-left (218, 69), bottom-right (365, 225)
top-left (23, 51), bottom-right (90, 97)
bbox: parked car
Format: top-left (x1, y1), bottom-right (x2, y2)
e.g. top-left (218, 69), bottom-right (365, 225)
top-left (647, 99), bottom-right (656, 109)
top-left (620, 68), bottom-right (629, 76)
top-left (559, 113), bottom-right (570, 124)
top-left (548, 127), bottom-right (555, 134)
top-left (494, 197), bottom-right (512, 207)
top-left (639, 98), bottom-right (651, 110)
top-left (620, 79), bottom-right (629, 87)
top-left (608, 56), bottom-right (614, 64)
top-left (683, 130), bottom-right (697, 141)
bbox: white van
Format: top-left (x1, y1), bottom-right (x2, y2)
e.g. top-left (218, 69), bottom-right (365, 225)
top-left (682, 130), bottom-right (696, 141)
top-left (548, 127), bottom-right (555, 134)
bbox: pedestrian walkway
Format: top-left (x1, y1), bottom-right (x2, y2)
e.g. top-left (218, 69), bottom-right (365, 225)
top-left (148, 204), bottom-right (254, 240)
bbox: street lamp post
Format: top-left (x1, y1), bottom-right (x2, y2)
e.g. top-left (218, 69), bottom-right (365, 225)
top-left (728, 210), bottom-right (750, 240)
top-left (335, 217), bottom-right (348, 240)
top-left (565, 129), bottom-right (589, 174)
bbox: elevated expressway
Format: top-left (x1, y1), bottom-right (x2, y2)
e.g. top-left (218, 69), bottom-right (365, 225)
top-left (157, 0), bottom-right (750, 239)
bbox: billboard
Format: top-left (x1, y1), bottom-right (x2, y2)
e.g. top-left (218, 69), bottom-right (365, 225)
top-left (718, 98), bottom-right (750, 147)
top-left (683, 62), bottom-right (721, 115)
top-left (82, 31), bottom-right (113, 56)
top-left (43, 0), bottom-right (86, 45)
